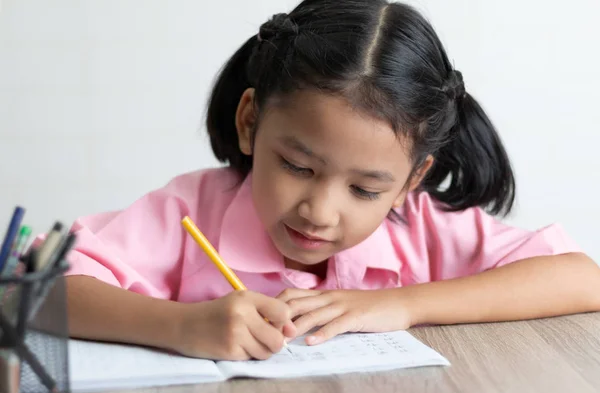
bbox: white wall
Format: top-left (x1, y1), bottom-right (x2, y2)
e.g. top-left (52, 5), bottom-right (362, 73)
top-left (1, 0), bottom-right (599, 261)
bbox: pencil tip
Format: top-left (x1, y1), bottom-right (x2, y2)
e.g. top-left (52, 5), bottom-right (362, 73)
top-left (284, 344), bottom-right (293, 355)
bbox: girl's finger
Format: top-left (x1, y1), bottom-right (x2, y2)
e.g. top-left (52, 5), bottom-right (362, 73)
top-left (305, 314), bottom-right (358, 346)
top-left (282, 321), bottom-right (297, 340)
top-left (252, 292), bottom-right (294, 326)
top-left (247, 311), bottom-right (287, 355)
top-left (287, 294), bottom-right (333, 319)
top-left (244, 321), bottom-right (279, 360)
top-left (292, 304), bottom-right (344, 338)
top-left (276, 288), bottom-right (321, 303)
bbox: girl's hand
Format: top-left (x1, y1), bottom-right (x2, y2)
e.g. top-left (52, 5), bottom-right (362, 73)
top-left (174, 291), bottom-right (296, 360)
top-left (276, 288), bottom-right (412, 345)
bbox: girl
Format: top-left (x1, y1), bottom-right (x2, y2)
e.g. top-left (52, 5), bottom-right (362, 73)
top-left (62, 0), bottom-right (600, 361)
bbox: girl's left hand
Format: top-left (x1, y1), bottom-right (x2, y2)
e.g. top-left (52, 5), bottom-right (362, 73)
top-left (276, 288), bottom-right (413, 345)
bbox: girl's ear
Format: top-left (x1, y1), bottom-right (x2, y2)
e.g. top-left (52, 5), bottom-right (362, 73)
top-left (392, 155), bottom-right (434, 208)
top-left (235, 88), bottom-right (256, 156)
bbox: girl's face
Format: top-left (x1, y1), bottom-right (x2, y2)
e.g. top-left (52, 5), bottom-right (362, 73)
top-left (236, 89), bottom-right (431, 271)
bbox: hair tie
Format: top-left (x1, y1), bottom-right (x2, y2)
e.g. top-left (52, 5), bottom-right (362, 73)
top-left (257, 13), bottom-right (299, 42)
top-left (441, 70), bottom-right (466, 101)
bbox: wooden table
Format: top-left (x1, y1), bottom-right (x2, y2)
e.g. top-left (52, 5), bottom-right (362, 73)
top-left (107, 312), bottom-right (600, 393)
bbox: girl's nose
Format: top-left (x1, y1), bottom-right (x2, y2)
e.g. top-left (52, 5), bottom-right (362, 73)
top-left (297, 191), bottom-right (340, 228)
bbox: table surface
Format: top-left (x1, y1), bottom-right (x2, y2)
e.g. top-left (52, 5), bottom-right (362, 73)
top-left (105, 312), bottom-right (600, 393)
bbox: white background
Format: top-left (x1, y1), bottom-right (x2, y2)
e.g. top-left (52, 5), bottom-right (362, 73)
top-left (0, 0), bottom-right (599, 261)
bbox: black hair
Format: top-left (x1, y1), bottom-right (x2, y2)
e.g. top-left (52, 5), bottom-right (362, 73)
top-left (206, 0), bottom-right (515, 216)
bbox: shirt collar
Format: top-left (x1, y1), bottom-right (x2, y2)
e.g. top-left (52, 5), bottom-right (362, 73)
top-left (218, 173), bottom-right (285, 273)
top-left (333, 219), bottom-right (401, 276)
top-left (218, 172), bottom-right (401, 277)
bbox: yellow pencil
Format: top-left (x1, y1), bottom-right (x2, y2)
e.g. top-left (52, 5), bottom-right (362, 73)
top-left (180, 216), bottom-right (292, 353)
top-left (181, 216), bottom-right (247, 290)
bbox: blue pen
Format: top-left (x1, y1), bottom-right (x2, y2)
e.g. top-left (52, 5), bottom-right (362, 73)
top-left (0, 206), bottom-right (25, 274)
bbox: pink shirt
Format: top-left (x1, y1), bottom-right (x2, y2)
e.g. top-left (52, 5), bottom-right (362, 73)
top-left (62, 167), bottom-right (581, 302)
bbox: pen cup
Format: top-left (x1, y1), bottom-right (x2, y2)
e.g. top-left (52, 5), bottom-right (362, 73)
top-left (0, 261), bottom-right (71, 393)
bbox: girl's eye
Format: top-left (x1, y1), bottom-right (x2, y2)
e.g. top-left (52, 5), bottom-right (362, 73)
top-left (351, 186), bottom-right (381, 200)
top-left (281, 158), bottom-right (313, 175)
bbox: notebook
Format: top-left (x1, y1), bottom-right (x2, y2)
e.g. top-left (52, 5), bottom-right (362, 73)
top-left (68, 330), bottom-right (450, 392)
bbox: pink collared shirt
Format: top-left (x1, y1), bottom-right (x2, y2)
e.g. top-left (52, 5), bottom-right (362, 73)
top-left (62, 167), bottom-right (581, 302)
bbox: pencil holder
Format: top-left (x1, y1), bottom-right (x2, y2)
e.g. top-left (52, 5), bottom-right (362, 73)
top-left (0, 262), bottom-right (71, 393)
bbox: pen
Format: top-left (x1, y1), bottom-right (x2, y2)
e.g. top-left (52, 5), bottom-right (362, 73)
top-left (34, 222), bottom-right (64, 271)
top-left (181, 216), bottom-right (293, 355)
top-left (12, 222), bottom-right (63, 331)
top-left (48, 232), bottom-right (76, 269)
top-left (0, 206), bottom-right (25, 274)
top-left (16, 249), bottom-right (37, 340)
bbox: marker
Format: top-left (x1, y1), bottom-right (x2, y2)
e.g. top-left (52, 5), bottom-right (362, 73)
top-left (181, 216), bottom-right (293, 355)
top-left (1, 226), bottom-right (32, 277)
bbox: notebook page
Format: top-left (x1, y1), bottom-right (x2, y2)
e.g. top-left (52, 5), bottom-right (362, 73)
top-left (217, 330), bottom-right (450, 379)
top-left (68, 339), bottom-right (225, 392)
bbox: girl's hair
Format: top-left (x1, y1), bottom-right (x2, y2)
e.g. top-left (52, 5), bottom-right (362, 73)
top-left (206, 0), bottom-right (515, 216)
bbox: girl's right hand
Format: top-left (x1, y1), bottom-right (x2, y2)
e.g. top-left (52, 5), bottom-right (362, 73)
top-left (173, 290), bottom-right (296, 361)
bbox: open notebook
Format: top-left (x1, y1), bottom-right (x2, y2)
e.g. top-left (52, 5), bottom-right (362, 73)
top-left (68, 330), bottom-right (450, 392)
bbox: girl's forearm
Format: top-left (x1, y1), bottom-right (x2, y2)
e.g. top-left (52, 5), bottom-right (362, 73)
top-left (65, 276), bottom-right (184, 351)
top-left (401, 253), bottom-right (600, 326)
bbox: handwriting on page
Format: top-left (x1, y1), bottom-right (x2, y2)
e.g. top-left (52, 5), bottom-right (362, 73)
top-left (216, 330), bottom-right (450, 380)
top-left (246, 333), bottom-right (409, 365)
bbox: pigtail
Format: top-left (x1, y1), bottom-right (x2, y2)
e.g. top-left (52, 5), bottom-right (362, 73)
top-left (421, 92), bottom-right (516, 216)
top-left (206, 36), bottom-right (258, 177)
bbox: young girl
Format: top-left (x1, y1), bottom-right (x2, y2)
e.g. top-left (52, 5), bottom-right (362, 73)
top-left (62, 0), bottom-right (600, 361)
